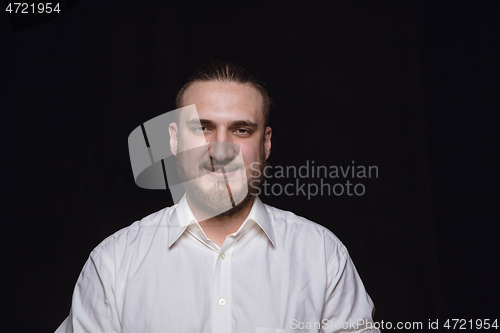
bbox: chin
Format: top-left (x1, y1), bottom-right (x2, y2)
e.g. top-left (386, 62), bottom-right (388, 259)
top-left (186, 181), bottom-right (250, 218)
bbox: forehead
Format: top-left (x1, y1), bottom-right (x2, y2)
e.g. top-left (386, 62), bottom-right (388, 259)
top-left (179, 81), bottom-right (265, 126)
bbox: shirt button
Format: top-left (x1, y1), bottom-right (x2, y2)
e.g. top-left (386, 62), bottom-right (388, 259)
top-left (220, 252), bottom-right (226, 259)
top-left (219, 298), bottom-right (226, 306)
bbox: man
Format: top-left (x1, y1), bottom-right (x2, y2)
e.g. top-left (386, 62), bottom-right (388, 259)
top-left (56, 62), bottom-right (379, 333)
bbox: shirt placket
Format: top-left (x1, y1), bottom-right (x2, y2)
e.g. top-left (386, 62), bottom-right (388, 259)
top-left (212, 235), bottom-right (236, 333)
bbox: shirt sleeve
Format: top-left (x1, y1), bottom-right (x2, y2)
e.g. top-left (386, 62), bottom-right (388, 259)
top-left (55, 249), bottom-right (121, 333)
top-left (320, 238), bottom-right (380, 333)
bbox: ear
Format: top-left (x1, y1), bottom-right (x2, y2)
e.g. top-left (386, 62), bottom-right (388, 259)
top-left (169, 122), bottom-right (179, 156)
top-left (264, 126), bottom-right (272, 160)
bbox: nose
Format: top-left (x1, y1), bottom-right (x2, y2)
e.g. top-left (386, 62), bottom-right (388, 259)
top-left (208, 140), bottom-right (240, 164)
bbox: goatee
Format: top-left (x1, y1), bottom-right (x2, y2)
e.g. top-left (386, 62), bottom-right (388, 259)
top-left (176, 154), bottom-right (266, 220)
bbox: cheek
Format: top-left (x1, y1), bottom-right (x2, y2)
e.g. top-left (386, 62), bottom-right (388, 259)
top-left (240, 144), bottom-right (264, 167)
top-left (178, 129), bottom-right (207, 149)
top-left (178, 135), bottom-right (208, 159)
top-left (178, 143), bottom-right (209, 165)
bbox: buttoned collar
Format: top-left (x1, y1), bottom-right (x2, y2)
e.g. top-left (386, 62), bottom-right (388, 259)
top-left (167, 195), bottom-right (275, 247)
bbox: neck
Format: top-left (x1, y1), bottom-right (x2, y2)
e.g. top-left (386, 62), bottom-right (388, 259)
top-left (187, 195), bottom-right (256, 247)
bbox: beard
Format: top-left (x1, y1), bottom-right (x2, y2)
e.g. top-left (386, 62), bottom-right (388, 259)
top-left (176, 149), bottom-right (266, 220)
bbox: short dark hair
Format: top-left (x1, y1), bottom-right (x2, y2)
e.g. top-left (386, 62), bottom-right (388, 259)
top-left (175, 61), bottom-right (271, 126)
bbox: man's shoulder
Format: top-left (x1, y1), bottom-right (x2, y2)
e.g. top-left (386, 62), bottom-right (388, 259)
top-left (92, 205), bottom-right (175, 256)
top-left (263, 202), bottom-right (347, 257)
top-left (264, 202), bottom-right (340, 238)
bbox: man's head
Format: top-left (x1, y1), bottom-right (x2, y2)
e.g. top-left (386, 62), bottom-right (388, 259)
top-left (175, 61), bottom-right (271, 127)
top-left (169, 62), bottom-right (272, 220)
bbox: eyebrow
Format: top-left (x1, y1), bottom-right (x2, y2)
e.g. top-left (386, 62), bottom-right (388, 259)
top-left (185, 118), bottom-right (259, 128)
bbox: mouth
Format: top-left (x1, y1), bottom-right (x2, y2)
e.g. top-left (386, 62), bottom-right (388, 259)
top-left (203, 165), bottom-right (241, 179)
top-left (204, 165), bottom-right (240, 173)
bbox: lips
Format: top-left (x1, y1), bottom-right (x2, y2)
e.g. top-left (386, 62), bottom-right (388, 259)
top-left (201, 164), bottom-right (243, 181)
top-left (203, 165), bottom-right (240, 173)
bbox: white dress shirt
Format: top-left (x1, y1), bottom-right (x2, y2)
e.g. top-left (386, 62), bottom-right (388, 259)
top-left (56, 196), bottom-right (378, 333)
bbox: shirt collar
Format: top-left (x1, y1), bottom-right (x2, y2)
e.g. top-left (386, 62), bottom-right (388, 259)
top-left (167, 195), bottom-right (275, 247)
top-left (247, 195), bottom-right (275, 246)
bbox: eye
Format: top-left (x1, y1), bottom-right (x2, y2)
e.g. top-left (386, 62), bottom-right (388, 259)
top-left (234, 128), bottom-right (251, 136)
top-left (193, 126), bottom-right (211, 134)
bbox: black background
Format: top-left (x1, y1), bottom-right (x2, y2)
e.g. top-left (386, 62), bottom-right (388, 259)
top-left (2, 1), bottom-right (499, 332)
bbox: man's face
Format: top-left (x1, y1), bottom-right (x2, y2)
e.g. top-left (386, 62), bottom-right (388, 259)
top-left (169, 81), bottom-right (271, 219)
